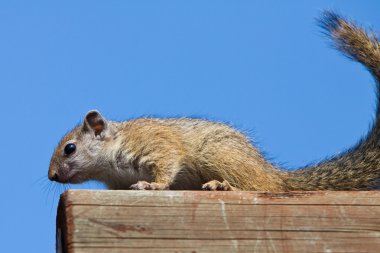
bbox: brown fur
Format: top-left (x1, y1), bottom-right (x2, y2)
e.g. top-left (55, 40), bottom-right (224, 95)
top-left (49, 11), bottom-right (380, 191)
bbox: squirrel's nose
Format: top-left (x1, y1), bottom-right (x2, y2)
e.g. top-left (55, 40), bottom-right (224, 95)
top-left (49, 171), bottom-right (59, 181)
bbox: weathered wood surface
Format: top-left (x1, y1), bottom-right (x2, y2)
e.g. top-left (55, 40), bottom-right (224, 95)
top-left (57, 190), bottom-right (380, 253)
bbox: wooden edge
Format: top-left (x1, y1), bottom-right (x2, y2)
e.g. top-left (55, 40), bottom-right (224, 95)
top-left (62, 190), bottom-right (380, 206)
top-left (56, 191), bottom-right (71, 253)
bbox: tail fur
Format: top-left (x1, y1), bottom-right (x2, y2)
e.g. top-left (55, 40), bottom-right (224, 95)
top-left (286, 11), bottom-right (380, 190)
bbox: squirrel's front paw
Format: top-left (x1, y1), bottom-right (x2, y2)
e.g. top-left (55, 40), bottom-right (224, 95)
top-left (130, 181), bottom-right (169, 190)
top-left (202, 180), bottom-right (234, 191)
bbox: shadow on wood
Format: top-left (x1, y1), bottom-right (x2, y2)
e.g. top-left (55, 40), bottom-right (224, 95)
top-left (57, 190), bottom-right (380, 253)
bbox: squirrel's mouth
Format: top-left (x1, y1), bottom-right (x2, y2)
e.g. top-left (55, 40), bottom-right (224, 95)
top-left (52, 169), bottom-right (87, 184)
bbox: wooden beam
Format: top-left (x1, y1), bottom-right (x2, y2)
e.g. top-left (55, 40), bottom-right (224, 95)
top-left (57, 190), bottom-right (380, 253)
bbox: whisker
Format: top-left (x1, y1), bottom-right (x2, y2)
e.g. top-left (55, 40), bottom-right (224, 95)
top-left (31, 174), bottom-right (49, 187)
top-left (45, 182), bottom-right (54, 206)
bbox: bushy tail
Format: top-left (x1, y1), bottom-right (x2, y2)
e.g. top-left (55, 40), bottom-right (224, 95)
top-left (286, 11), bottom-right (380, 190)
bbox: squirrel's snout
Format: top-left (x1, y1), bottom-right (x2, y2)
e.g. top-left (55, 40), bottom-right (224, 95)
top-left (49, 171), bottom-right (59, 181)
top-left (48, 160), bottom-right (59, 182)
top-left (48, 157), bottom-right (61, 182)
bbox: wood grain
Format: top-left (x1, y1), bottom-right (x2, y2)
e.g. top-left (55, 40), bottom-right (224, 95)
top-left (57, 190), bottom-right (380, 253)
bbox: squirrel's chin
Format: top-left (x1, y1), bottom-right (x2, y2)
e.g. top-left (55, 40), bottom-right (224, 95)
top-left (58, 171), bottom-right (87, 184)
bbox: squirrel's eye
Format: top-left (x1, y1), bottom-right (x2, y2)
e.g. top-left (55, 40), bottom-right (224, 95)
top-left (64, 143), bottom-right (76, 155)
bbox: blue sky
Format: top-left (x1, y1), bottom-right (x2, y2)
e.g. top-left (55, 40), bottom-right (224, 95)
top-left (1, 1), bottom-right (379, 252)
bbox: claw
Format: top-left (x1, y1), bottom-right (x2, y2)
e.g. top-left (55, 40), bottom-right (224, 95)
top-left (130, 181), bottom-right (168, 190)
top-left (202, 180), bottom-right (234, 191)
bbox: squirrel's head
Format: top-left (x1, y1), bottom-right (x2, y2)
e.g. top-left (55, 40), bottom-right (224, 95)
top-left (48, 110), bottom-right (111, 184)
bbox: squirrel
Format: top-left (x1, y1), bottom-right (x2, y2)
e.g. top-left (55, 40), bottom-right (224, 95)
top-left (48, 11), bottom-right (380, 191)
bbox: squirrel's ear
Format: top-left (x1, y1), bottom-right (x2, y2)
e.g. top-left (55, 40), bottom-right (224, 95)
top-left (83, 110), bottom-right (108, 136)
